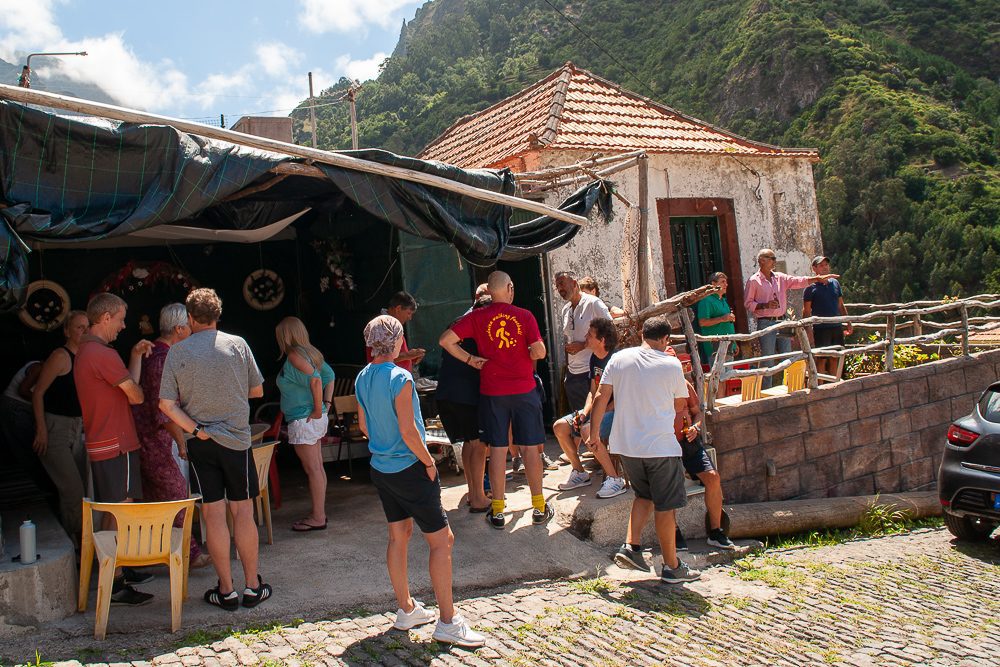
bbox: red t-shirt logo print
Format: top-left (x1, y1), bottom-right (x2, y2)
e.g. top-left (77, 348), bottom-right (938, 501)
top-left (494, 319), bottom-right (516, 349)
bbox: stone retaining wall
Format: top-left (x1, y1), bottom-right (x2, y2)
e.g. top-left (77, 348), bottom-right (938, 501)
top-left (706, 349), bottom-right (1000, 503)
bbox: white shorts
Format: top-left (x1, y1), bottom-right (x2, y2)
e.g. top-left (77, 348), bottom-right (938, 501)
top-left (287, 414), bottom-right (329, 445)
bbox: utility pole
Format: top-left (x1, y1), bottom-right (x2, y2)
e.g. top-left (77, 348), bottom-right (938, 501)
top-left (308, 72), bottom-right (318, 149)
top-left (220, 114), bottom-right (225, 128)
top-left (348, 82), bottom-right (359, 150)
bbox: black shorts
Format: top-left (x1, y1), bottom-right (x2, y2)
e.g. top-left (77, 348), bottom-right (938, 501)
top-left (438, 399), bottom-right (480, 443)
top-left (188, 439), bottom-right (260, 504)
top-left (619, 455), bottom-right (687, 512)
top-left (92, 450), bottom-right (142, 502)
top-left (479, 390), bottom-right (546, 448)
top-left (814, 327), bottom-right (845, 347)
top-left (370, 461), bottom-right (449, 533)
top-left (681, 435), bottom-right (715, 478)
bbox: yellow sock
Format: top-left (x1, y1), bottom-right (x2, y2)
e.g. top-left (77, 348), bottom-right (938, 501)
top-left (491, 499), bottom-right (505, 515)
top-left (532, 494), bottom-right (546, 513)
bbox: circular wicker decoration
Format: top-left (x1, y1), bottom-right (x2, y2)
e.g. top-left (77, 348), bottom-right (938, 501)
top-left (19, 280), bottom-right (71, 331)
top-left (243, 269), bottom-right (285, 311)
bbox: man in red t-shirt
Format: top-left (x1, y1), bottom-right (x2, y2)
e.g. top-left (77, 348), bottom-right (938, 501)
top-left (440, 271), bottom-right (549, 530)
top-left (74, 292), bottom-right (154, 605)
top-left (365, 291), bottom-right (426, 372)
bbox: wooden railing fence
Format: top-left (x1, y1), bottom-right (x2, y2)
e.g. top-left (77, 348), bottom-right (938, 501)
top-left (685, 294), bottom-right (1000, 411)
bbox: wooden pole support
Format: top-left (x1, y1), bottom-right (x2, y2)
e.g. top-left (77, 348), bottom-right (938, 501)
top-left (706, 339), bottom-right (729, 412)
top-left (960, 306), bottom-right (970, 356)
top-left (680, 307), bottom-right (706, 409)
top-left (795, 324), bottom-right (820, 389)
top-left (885, 314), bottom-right (896, 372)
top-left (0, 83), bottom-right (588, 227)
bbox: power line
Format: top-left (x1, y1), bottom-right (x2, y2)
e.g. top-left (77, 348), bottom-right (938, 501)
top-left (177, 92), bottom-right (351, 123)
top-left (536, 0), bottom-right (664, 101)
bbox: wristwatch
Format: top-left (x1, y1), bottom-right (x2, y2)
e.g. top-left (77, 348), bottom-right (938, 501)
top-left (191, 425), bottom-right (202, 437)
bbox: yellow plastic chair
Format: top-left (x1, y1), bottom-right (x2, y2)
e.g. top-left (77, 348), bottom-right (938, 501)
top-left (715, 375), bottom-right (763, 407)
top-left (228, 442), bottom-right (278, 547)
top-left (78, 497), bottom-right (196, 640)
top-left (762, 360), bottom-right (807, 397)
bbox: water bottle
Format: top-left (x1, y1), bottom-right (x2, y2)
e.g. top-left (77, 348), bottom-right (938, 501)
top-left (19, 520), bottom-right (36, 564)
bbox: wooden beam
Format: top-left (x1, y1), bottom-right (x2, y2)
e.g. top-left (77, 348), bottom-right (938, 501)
top-left (637, 154), bottom-right (650, 308)
top-left (0, 83), bottom-right (588, 227)
top-left (223, 173), bottom-right (290, 202)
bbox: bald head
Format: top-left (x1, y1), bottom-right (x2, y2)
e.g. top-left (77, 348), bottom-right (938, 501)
top-left (487, 271), bottom-right (514, 304)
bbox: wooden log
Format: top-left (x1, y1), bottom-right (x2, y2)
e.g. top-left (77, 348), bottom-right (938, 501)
top-left (795, 325), bottom-right (820, 389)
top-left (724, 492), bottom-right (942, 540)
top-left (0, 83), bottom-right (588, 227)
top-left (520, 156), bottom-right (641, 193)
top-left (885, 314), bottom-right (896, 372)
top-left (912, 313), bottom-right (922, 336)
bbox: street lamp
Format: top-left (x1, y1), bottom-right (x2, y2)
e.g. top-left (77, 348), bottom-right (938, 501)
top-left (18, 51), bottom-right (88, 88)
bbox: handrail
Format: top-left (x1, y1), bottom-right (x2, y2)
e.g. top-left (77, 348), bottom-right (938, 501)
top-left (684, 294), bottom-right (1000, 412)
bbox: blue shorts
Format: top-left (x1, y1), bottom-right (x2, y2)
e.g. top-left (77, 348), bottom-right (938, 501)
top-left (599, 410), bottom-right (614, 442)
top-left (681, 435), bottom-right (715, 477)
top-left (479, 390), bottom-right (546, 448)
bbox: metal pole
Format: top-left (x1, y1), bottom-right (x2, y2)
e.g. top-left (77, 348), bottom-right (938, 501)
top-left (348, 84), bottom-right (359, 150)
top-left (308, 72), bottom-right (318, 149)
top-left (636, 155), bottom-right (650, 308)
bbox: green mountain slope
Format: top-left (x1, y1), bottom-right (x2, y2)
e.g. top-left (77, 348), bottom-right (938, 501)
top-left (294, 0), bottom-right (999, 302)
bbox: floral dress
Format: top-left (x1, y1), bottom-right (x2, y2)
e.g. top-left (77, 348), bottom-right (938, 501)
top-left (133, 341), bottom-right (202, 559)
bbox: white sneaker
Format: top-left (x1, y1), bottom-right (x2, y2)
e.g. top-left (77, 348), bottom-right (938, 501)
top-left (393, 600), bottom-right (436, 630)
top-left (558, 469), bottom-right (592, 491)
top-left (596, 476), bottom-right (627, 499)
top-left (432, 614), bottom-right (486, 647)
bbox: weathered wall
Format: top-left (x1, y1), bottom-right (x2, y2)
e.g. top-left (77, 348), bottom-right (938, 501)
top-left (539, 150), bottom-right (822, 372)
top-left (706, 350), bottom-right (1000, 504)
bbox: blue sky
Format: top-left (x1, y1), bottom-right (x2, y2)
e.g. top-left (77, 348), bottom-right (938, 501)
top-left (0, 0), bottom-right (424, 124)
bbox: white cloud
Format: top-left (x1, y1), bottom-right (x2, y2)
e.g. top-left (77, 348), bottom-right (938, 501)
top-left (0, 0), bottom-right (63, 58)
top-left (297, 0), bottom-right (420, 34)
top-left (0, 0), bottom-right (192, 113)
top-left (255, 41), bottom-right (302, 78)
top-left (334, 53), bottom-right (386, 83)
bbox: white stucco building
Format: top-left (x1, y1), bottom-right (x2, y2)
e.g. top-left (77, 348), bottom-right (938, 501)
top-left (421, 62), bottom-right (823, 364)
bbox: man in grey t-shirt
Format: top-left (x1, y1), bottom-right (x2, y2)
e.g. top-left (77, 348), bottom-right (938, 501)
top-left (159, 288), bottom-right (271, 611)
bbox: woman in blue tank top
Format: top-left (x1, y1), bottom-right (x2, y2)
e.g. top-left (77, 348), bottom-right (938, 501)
top-left (354, 315), bottom-right (484, 648)
top-left (275, 317), bottom-right (334, 532)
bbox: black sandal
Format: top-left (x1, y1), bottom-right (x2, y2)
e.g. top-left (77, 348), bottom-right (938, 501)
top-left (204, 582), bottom-right (239, 611)
top-left (242, 575), bottom-right (272, 608)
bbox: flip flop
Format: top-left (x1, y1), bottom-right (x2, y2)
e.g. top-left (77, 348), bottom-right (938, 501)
top-left (291, 520), bottom-right (328, 532)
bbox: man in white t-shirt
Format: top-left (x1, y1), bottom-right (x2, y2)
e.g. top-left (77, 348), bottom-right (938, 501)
top-left (555, 271), bottom-right (611, 411)
top-left (588, 315), bottom-right (701, 584)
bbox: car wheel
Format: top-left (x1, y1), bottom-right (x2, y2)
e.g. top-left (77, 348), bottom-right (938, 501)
top-left (943, 511), bottom-right (998, 541)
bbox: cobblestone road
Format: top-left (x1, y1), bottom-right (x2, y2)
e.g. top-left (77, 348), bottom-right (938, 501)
top-left (33, 529), bottom-right (1000, 667)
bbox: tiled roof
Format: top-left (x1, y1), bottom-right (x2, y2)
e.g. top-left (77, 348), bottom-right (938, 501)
top-left (419, 63), bottom-right (819, 168)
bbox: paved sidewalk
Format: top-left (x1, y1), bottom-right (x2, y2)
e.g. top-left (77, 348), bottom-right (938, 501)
top-left (20, 528), bottom-right (1000, 667)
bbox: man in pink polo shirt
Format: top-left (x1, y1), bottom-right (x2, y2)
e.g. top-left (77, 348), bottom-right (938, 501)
top-left (743, 249), bottom-right (838, 388)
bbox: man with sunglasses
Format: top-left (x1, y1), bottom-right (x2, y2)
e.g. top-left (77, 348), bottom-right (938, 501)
top-left (744, 249), bottom-right (838, 389)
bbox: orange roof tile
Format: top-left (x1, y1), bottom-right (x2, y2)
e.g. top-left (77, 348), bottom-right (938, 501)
top-left (419, 63), bottom-right (819, 168)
